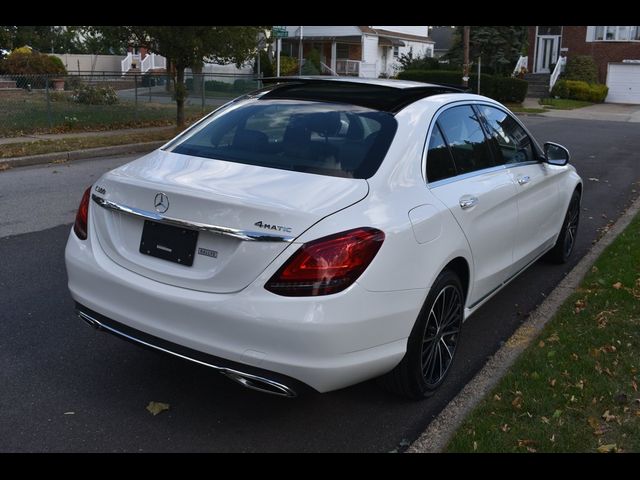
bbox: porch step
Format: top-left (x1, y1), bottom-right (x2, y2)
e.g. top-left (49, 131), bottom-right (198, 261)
top-left (525, 73), bottom-right (551, 98)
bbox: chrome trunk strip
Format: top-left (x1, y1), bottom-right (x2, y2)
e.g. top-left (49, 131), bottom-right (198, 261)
top-left (91, 194), bottom-right (294, 243)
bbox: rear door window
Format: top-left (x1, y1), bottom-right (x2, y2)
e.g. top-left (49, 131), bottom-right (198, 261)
top-left (170, 100), bottom-right (398, 179)
top-left (426, 124), bottom-right (457, 182)
top-left (436, 105), bottom-right (495, 175)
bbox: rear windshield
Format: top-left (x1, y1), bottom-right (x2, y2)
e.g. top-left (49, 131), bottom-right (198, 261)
top-left (170, 99), bottom-right (398, 179)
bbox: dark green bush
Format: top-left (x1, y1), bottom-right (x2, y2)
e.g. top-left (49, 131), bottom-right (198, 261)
top-left (254, 50), bottom-right (274, 77)
top-left (1, 51), bottom-right (67, 75)
top-left (397, 69), bottom-right (528, 103)
top-left (233, 78), bottom-right (260, 92)
top-left (551, 79), bottom-right (608, 102)
top-left (563, 55), bottom-right (598, 83)
top-left (140, 74), bottom-right (166, 87)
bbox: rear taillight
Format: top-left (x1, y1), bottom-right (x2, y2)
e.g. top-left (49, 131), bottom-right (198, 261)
top-left (265, 227), bottom-right (385, 296)
top-left (73, 187), bottom-right (91, 240)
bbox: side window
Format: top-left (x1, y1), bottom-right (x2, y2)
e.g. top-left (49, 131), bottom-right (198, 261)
top-left (477, 105), bottom-right (536, 165)
top-left (437, 105), bottom-right (494, 175)
top-left (426, 124), bottom-right (457, 182)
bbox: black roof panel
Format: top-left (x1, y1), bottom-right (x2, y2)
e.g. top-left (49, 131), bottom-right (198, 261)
top-left (259, 77), bottom-right (467, 113)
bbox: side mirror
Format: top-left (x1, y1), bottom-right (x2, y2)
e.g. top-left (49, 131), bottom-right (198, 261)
top-left (544, 142), bottom-right (570, 166)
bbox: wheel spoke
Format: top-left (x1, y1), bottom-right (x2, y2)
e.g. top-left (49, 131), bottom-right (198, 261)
top-left (440, 337), bottom-right (453, 359)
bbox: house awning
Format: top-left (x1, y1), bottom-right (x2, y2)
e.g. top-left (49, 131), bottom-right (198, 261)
top-left (378, 36), bottom-right (406, 47)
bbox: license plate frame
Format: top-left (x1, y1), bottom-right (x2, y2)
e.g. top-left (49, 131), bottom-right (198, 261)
top-left (139, 220), bottom-right (199, 267)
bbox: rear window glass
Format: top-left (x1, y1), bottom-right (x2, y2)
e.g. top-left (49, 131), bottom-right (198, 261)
top-left (170, 100), bottom-right (398, 179)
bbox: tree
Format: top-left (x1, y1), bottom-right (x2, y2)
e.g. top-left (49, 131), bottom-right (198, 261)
top-left (445, 26), bottom-right (527, 76)
top-left (97, 26), bottom-right (266, 128)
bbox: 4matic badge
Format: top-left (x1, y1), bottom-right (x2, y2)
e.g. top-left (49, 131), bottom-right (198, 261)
top-left (254, 221), bottom-right (292, 233)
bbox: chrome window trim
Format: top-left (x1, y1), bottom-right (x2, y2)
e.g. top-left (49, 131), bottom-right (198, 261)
top-left (421, 100), bottom-right (544, 188)
top-left (91, 194), bottom-right (294, 243)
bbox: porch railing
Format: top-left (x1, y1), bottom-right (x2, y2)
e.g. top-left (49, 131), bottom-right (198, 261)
top-left (549, 56), bottom-right (566, 92)
top-left (121, 52), bottom-right (132, 75)
top-left (512, 55), bottom-right (528, 77)
top-left (320, 62), bottom-right (338, 76)
top-left (336, 59), bottom-right (360, 76)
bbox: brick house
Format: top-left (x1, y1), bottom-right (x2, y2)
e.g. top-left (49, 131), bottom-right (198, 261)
top-left (527, 26), bottom-right (640, 103)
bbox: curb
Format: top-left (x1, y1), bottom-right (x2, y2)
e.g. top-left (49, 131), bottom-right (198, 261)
top-left (407, 192), bottom-right (640, 453)
top-left (0, 141), bottom-right (165, 169)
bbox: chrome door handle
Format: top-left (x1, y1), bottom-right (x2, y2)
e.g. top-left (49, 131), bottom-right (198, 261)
top-left (459, 195), bottom-right (479, 209)
top-left (517, 175), bottom-right (531, 186)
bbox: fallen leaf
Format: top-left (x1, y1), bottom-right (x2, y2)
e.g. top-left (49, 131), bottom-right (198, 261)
top-left (63, 412), bottom-right (75, 415)
top-left (517, 439), bottom-right (536, 447)
top-left (541, 416), bottom-right (550, 424)
top-left (547, 333), bottom-right (560, 343)
top-left (550, 434), bottom-right (555, 443)
top-left (588, 417), bottom-right (599, 429)
top-left (538, 340), bottom-right (545, 348)
top-left (588, 177), bottom-right (600, 182)
top-left (526, 446), bottom-right (537, 453)
top-left (575, 380), bottom-right (585, 390)
top-left (146, 401), bottom-right (170, 416)
top-left (493, 394), bottom-right (502, 401)
top-left (597, 444), bottom-right (617, 453)
top-left (500, 423), bottom-right (510, 432)
top-left (632, 380), bottom-right (638, 392)
top-left (512, 396), bottom-right (523, 409)
top-left (473, 441), bottom-right (478, 451)
top-left (572, 353), bottom-right (579, 361)
top-left (549, 379), bottom-right (557, 387)
top-left (552, 409), bottom-right (562, 418)
top-left (602, 410), bottom-right (616, 422)
top-left (612, 282), bottom-right (622, 289)
top-left (0, 163), bottom-right (10, 172)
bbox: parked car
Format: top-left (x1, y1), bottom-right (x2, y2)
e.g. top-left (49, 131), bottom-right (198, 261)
top-left (65, 77), bottom-right (582, 399)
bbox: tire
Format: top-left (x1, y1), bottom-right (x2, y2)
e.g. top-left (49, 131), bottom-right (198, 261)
top-left (379, 269), bottom-right (464, 400)
top-left (547, 189), bottom-right (581, 264)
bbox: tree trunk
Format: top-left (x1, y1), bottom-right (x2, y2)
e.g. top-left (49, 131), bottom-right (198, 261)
top-left (165, 57), bottom-right (172, 93)
top-left (175, 62), bottom-right (187, 129)
top-left (192, 62), bottom-right (204, 96)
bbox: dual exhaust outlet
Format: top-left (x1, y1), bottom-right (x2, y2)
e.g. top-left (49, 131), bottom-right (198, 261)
top-left (78, 310), bottom-right (297, 398)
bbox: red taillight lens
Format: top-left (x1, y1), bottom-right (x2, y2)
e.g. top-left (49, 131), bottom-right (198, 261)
top-left (73, 187), bottom-right (91, 240)
top-left (265, 227), bottom-right (385, 296)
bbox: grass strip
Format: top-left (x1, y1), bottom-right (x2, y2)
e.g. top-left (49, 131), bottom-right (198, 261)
top-left (539, 98), bottom-right (594, 110)
top-left (446, 213), bottom-right (640, 453)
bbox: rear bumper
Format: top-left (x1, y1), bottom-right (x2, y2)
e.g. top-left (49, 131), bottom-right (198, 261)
top-left (65, 226), bottom-right (425, 393)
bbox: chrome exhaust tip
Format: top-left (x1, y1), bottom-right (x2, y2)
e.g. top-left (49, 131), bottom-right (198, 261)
top-left (220, 370), bottom-right (297, 398)
top-left (77, 310), bottom-right (102, 330)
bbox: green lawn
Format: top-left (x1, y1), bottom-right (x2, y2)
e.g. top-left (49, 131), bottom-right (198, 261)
top-left (539, 98), bottom-right (594, 110)
top-left (446, 212), bottom-right (640, 453)
top-left (504, 103), bottom-right (547, 114)
top-left (0, 90), bottom-right (210, 137)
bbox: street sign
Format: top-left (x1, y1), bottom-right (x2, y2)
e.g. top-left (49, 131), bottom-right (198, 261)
top-left (273, 26), bottom-right (288, 38)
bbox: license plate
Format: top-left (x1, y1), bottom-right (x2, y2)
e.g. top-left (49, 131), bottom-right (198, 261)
top-left (139, 220), bottom-right (199, 266)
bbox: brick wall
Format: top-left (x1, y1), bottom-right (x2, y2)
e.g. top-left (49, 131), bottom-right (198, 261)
top-left (562, 26), bottom-right (640, 83)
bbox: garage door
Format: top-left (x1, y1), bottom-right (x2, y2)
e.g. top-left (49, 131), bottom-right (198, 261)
top-left (606, 63), bottom-right (640, 104)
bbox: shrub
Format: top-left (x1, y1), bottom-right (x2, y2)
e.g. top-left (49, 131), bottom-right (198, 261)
top-left (396, 69), bottom-right (528, 103)
top-left (279, 55), bottom-right (298, 76)
top-left (72, 84), bottom-right (118, 105)
top-left (563, 55), bottom-right (598, 83)
top-left (2, 50), bottom-right (67, 75)
top-left (551, 79), bottom-right (608, 102)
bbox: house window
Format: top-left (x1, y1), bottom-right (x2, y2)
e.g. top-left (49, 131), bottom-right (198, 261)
top-left (393, 46), bottom-right (399, 58)
top-left (336, 44), bottom-right (349, 59)
top-left (594, 26), bottom-right (640, 41)
top-left (538, 26), bottom-right (562, 36)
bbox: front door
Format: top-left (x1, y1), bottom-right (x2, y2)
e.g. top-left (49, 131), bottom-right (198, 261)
top-left (535, 35), bottom-right (560, 73)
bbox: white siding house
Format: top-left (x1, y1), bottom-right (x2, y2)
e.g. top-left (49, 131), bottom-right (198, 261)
top-left (281, 26), bottom-right (433, 78)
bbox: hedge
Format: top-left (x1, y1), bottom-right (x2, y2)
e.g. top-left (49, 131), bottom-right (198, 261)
top-left (551, 79), bottom-right (608, 103)
top-left (397, 69), bottom-right (528, 103)
top-left (185, 78), bottom-right (260, 93)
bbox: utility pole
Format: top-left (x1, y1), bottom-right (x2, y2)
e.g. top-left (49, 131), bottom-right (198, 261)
top-left (462, 26), bottom-right (470, 88)
top-left (298, 26), bottom-right (303, 76)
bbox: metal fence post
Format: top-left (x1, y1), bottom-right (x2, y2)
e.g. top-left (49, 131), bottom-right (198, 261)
top-left (134, 74), bottom-right (138, 121)
top-left (45, 75), bottom-right (53, 130)
top-left (201, 73), bottom-right (205, 113)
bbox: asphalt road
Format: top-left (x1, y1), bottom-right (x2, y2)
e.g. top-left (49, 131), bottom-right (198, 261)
top-left (1, 116), bottom-right (639, 452)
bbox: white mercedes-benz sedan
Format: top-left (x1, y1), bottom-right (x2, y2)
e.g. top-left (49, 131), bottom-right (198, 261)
top-left (65, 77), bottom-right (582, 399)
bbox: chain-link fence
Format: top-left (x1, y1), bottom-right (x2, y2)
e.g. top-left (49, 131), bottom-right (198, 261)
top-left (0, 72), bottom-right (262, 137)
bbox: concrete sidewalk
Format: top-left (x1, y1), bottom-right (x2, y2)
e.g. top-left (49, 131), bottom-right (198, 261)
top-left (522, 98), bottom-right (640, 122)
top-left (0, 125), bottom-right (176, 146)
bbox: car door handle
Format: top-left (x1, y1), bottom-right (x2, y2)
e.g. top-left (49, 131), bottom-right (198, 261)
top-left (517, 175), bottom-right (531, 186)
top-left (459, 195), bottom-right (479, 209)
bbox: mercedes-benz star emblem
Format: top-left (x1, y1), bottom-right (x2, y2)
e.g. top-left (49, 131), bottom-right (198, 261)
top-left (154, 193), bottom-right (170, 213)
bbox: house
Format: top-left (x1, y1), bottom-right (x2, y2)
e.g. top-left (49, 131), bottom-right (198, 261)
top-left (430, 26), bottom-right (455, 58)
top-left (527, 26), bottom-right (640, 104)
top-left (281, 26), bottom-right (434, 78)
